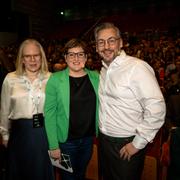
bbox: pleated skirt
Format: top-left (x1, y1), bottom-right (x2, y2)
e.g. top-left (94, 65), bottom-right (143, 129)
top-left (6, 119), bottom-right (55, 180)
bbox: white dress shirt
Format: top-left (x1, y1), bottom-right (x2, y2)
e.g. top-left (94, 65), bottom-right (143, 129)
top-left (0, 71), bottom-right (51, 140)
top-left (99, 50), bottom-right (166, 149)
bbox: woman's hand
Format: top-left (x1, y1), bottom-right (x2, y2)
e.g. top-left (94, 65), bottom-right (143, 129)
top-left (49, 148), bottom-right (61, 162)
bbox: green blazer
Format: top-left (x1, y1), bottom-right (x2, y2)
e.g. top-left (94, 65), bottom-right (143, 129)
top-left (44, 68), bottom-right (99, 150)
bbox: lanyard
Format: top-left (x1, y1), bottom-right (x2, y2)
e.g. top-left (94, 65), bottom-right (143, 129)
top-left (23, 76), bottom-right (42, 113)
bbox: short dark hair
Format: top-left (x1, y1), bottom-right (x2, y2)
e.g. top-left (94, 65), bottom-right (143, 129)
top-left (94, 22), bottom-right (121, 40)
top-left (63, 38), bottom-right (88, 55)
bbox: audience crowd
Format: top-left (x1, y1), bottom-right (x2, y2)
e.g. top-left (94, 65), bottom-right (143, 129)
top-left (0, 30), bottom-right (180, 127)
top-left (0, 30), bottom-right (180, 126)
top-left (1, 29), bottom-right (179, 94)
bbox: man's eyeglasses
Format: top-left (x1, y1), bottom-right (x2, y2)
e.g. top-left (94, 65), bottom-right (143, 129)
top-left (97, 37), bottom-right (120, 47)
top-left (23, 54), bottom-right (41, 61)
top-left (66, 52), bottom-right (86, 59)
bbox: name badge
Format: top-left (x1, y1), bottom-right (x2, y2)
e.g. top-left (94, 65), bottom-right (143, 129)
top-left (33, 113), bottom-right (44, 128)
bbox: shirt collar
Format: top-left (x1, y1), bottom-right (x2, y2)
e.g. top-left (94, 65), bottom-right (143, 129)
top-left (102, 50), bottom-right (127, 69)
top-left (22, 72), bottom-right (44, 81)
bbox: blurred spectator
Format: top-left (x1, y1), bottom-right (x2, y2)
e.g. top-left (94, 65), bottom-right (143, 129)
top-left (164, 69), bottom-right (180, 180)
top-left (0, 48), bottom-right (15, 91)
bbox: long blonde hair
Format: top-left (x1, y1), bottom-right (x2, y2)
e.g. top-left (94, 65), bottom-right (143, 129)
top-left (15, 38), bottom-right (49, 75)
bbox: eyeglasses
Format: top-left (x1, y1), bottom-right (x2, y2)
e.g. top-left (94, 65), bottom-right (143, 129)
top-left (97, 37), bottom-right (120, 47)
top-left (66, 52), bottom-right (86, 59)
top-left (23, 54), bottom-right (41, 61)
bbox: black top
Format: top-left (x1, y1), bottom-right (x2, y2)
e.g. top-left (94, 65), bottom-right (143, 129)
top-left (68, 74), bottom-right (96, 139)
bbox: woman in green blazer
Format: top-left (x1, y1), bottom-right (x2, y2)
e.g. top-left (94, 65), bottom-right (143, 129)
top-left (44, 38), bottom-right (99, 180)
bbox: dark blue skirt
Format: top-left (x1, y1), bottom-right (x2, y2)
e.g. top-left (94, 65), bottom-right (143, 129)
top-left (6, 119), bottom-right (54, 180)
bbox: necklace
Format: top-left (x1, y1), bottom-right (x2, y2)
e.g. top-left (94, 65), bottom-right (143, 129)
top-left (25, 70), bottom-right (39, 82)
top-left (28, 75), bottom-right (37, 81)
top-left (23, 76), bottom-right (42, 113)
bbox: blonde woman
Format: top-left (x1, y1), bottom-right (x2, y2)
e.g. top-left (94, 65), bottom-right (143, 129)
top-left (0, 39), bottom-right (54, 180)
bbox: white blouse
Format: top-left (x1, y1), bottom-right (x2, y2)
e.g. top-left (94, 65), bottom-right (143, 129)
top-left (0, 71), bottom-right (51, 140)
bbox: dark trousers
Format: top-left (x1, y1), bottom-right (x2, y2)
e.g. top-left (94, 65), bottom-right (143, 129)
top-left (99, 132), bottom-right (146, 180)
top-left (59, 136), bottom-right (93, 180)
